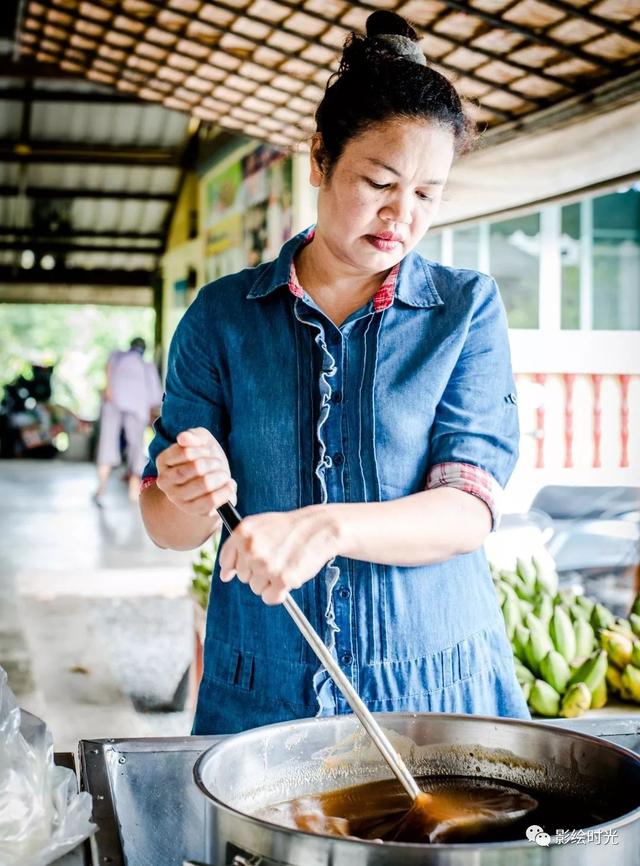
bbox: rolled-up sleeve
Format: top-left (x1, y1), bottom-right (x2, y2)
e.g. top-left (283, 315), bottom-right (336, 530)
top-left (142, 287), bottom-right (228, 481)
top-left (426, 277), bottom-right (519, 531)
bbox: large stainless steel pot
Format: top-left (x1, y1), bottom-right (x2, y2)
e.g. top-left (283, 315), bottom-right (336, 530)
top-left (194, 713), bottom-right (640, 865)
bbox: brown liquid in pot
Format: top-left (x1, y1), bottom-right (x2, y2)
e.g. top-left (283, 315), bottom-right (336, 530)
top-left (257, 775), bottom-right (618, 844)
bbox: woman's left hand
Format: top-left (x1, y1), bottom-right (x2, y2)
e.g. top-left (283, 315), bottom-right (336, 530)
top-left (218, 506), bottom-right (342, 605)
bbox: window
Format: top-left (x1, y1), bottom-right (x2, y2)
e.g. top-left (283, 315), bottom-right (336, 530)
top-left (452, 225), bottom-right (480, 270)
top-left (592, 189), bottom-right (640, 331)
top-left (417, 232), bottom-right (441, 261)
top-left (489, 214), bottom-right (540, 328)
top-left (560, 202), bottom-right (581, 330)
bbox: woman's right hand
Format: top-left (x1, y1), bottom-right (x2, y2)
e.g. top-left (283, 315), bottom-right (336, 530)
top-left (155, 427), bottom-right (237, 517)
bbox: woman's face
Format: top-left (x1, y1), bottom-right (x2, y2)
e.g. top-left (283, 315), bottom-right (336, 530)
top-left (310, 118), bottom-right (455, 273)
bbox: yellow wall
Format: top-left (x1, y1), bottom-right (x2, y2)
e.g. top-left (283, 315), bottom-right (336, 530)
top-left (160, 141), bottom-right (317, 364)
top-left (160, 171), bottom-right (204, 370)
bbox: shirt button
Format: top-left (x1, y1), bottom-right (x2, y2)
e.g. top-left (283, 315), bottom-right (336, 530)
top-left (341, 652), bottom-right (353, 665)
top-left (333, 452), bottom-right (344, 466)
top-left (338, 586), bottom-right (351, 599)
top-left (331, 391), bottom-right (342, 404)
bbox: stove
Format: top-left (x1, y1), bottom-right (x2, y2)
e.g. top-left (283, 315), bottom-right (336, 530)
top-left (78, 717), bottom-right (640, 866)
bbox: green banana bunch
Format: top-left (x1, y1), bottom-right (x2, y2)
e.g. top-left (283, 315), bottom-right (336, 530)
top-left (524, 613), bottom-right (554, 675)
top-left (590, 679), bottom-right (607, 710)
top-left (560, 683), bottom-right (592, 718)
top-left (631, 642), bottom-right (640, 669)
top-left (533, 594), bottom-right (553, 627)
top-left (512, 624), bottom-right (530, 664)
top-left (573, 594), bottom-right (595, 620)
top-left (516, 557), bottom-right (537, 589)
top-left (529, 680), bottom-right (561, 717)
top-left (600, 629), bottom-right (634, 669)
top-left (573, 617), bottom-right (596, 661)
top-left (567, 650), bottom-right (608, 693)
top-left (550, 606), bottom-right (577, 663)
top-left (620, 665), bottom-right (640, 703)
top-left (591, 603), bottom-right (615, 632)
top-left (540, 650), bottom-right (571, 693)
top-left (514, 659), bottom-right (535, 687)
top-left (501, 595), bottom-right (522, 639)
top-left (629, 613), bottom-right (640, 638)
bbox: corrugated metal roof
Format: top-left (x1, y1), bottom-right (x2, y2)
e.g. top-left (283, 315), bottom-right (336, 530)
top-left (0, 75), bottom-right (191, 279)
top-left (68, 199), bottom-right (171, 234)
top-left (26, 163), bottom-right (179, 194)
top-left (29, 101), bottom-right (189, 147)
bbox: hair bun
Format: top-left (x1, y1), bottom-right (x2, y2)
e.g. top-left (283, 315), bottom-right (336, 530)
top-left (366, 11), bottom-right (418, 42)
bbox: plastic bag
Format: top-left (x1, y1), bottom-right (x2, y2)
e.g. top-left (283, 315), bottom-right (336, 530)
top-left (0, 666), bottom-right (96, 866)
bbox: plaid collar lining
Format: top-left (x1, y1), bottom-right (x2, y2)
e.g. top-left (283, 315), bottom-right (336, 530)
top-left (288, 230), bottom-right (400, 312)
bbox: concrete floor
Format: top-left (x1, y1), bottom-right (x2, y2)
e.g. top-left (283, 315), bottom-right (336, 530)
top-left (0, 459), bottom-right (201, 751)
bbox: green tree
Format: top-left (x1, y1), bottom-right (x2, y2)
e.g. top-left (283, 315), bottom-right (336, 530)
top-left (0, 304), bottom-right (156, 419)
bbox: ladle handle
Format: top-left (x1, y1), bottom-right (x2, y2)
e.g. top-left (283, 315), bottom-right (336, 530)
top-left (216, 502), bottom-right (421, 803)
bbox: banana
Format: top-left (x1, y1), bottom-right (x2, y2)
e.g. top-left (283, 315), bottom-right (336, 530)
top-left (529, 680), bottom-right (561, 717)
top-left (560, 683), bottom-right (591, 718)
top-left (501, 583), bottom-right (519, 606)
top-left (516, 557), bottom-right (537, 589)
top-left (513, 577), bottom-right (536, 603)
top-left (574, 617), bottom-right (596, 660)
top-left (610, 618), bottom-right (635, 640)
top-left (514, 659), bottom-right (535, 686)
top-left (600, 629), bottom-right (634, 669)
top-left (499, 569), bottom-right (518, 584)
top-left (513, 624), bottom-right (530, 664)
top-left (520, 681), bottom-right (532, 702)
top-left (533, 594), bottom-right (553, 627)
top-left (632, 642), bottom-right (640, 669)
top-left (567, 649), bottom-right (608, 693)
top-left (629, 613), bottom-right (640, 639)
top-left (574, 595), bottom-right (595, 620)
top-left (620, 665), bottom-right (640, 703)
top-left (591, 603), bottom-right (615, 632)
top-left (540, 650), bottom-right (571, 694)
top-left (590, 678), bottom-right (607, 710)
top-left (606, 663), bottom-right (623, 695)
top-left (524, 614), bottom-right (554, 674)
top-left (501, 595), bottom-right (522, 639)
top-left (550, 606), bottom-right (577, 664)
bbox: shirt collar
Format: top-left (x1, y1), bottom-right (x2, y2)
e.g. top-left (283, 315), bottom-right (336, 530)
top-left (246, 225), bottom-right (443, 309)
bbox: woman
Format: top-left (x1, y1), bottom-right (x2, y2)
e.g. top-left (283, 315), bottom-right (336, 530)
top-left (140, 11), bottom-right (530, 734)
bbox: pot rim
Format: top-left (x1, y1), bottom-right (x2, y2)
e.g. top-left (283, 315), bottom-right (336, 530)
top-left (192, 711), bottom-right (640, 850)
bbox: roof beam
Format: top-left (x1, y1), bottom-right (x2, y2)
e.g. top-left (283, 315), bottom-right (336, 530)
top-left (0, 241), bottom-right (161, 254)
top-left (0, 266), bottom-right (152, 286)
top-left (0, 55), bottom-right (87, 79)
top-left (0, 226), bottom-right (164, 240)
top-left (0, 86), bottom-right (145, 104)
top-left (0, 184), bottom-right (174, 201)
top-left (0, 142), bottom-right (181, 166)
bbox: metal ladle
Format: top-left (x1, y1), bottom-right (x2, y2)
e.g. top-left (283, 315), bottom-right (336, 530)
top-left (217, 502), bottom-right (420, 801)
top-left (216, 502), bottom-right (537, 843)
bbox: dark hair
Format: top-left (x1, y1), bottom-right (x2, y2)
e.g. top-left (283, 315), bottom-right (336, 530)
top-left (130, 337), bottom-right (146, 352)
top-left (314, 11), bottom-right (475, 177)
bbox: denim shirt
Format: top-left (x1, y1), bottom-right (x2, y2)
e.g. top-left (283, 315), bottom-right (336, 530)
top-left (144, 228), bottom-right (530, 733)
